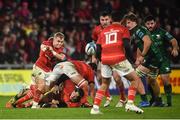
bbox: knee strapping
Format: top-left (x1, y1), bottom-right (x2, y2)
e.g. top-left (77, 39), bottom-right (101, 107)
top-left (136, 69), bottom-right (147, 77)
top-left (77, 79), bottom-right (87, 88)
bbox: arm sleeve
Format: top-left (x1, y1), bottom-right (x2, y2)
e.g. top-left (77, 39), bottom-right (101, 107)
top-left (96, 44), bottom-right (102, 61)
top-left (123, 38), bottom-right (135, 63)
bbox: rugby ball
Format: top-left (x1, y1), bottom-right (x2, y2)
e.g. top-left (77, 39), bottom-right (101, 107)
top-left (85, 42), bottom-right (96, 55)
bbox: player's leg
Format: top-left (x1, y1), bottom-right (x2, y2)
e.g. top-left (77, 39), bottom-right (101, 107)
top-left (91, 64), bottom-right (112, 114)
top-left (161, 74), bottom-right (172, 106)
top-left (95, 63), bottom-right (112, 107)
top-left (112, 71), bottom-right (126, 107)
top-left (31, 66), bottom-right (50, 108)
top-left (103, 89), bottom-right (112, 107)
top-left (6, 88), bottom-right (29, 108)
top-left (160, 60), bottom-right (172, 106)
top-left (147, 71), bottom-right (165, 107)
top-left (114, 60), bottom-right (144, 113)
top-left (136, 65), bottom-right (150, 107)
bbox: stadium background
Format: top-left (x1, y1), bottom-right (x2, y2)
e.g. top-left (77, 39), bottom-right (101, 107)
top-left (0, 0), bottom-right (179, 95)
top-left (0, 0), bottom-right (180, 119)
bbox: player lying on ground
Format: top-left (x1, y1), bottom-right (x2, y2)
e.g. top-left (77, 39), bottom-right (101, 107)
top-left (31, 60), bottom-right (95, 108)
top-left (6, 79), bottom-right (87, 108)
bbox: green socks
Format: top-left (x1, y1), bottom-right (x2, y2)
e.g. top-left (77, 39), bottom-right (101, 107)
top-left (164, 84), bottom-right (172, 106)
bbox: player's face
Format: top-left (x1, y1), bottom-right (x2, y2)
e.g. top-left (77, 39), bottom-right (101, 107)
top-left (145, 20), bottom-right (156, 31)
top-left (100, 16), bottom-right (111, 28)
top-left (126, 19), bottom-right (136, 30)
top-left (53, 36), bottom-right (64, 48)
top-left (70, 90), bottom-right (80, 102)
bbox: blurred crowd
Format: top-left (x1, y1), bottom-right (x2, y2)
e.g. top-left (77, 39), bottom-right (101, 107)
top-left (0, 0), bottom-right (179, 64)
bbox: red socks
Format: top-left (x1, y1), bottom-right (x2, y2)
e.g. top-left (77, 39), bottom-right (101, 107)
top-left (128, 86), bottom-right (136, 102)
top-left (94, 90), bottom-right (105, 106)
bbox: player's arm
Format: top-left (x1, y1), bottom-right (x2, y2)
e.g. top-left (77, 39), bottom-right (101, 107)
top-left (170, 38), bottom-right (179, 57)
top-left (141, 35), bottom-right (152, 57)
top-left (41, 44), bottom-right (49, 51)
top-left (96, 44), bottom-right (102, 61)
top-left (135, 48), bottom-right (142, 67)
top-left (48, 46), bottom-right (67, 61)
top-left (123, 38), bottom-right (135, 63)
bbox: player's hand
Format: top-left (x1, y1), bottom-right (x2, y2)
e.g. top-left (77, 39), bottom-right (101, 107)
top-left (47, 46), bottom-right (53, 52)
top-left (171, 48), bottom-right (179, 57)
top-left (136, 56), bottom-right (144, 65)
top-left (51, 85), bottom-right (59, 94)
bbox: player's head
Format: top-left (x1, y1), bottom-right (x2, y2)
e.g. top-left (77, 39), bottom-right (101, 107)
top-left (144, 15), bottom-right (156, 32)
top-left (70, 88), bottom-right (84, 103)
top-left (53, 32), bottom-right (65, 48)
top-left (124, 13), bottom-right (138, 30)
top-left (111, 11), bottom-right (125, 23)
top-left (99, 11), bottom-right (112, 28)
top-left (48, 36), bottom-right (54, 41)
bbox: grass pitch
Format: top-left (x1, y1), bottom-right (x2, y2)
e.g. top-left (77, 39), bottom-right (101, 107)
top-left (0, 95), bottom-right (180, 119)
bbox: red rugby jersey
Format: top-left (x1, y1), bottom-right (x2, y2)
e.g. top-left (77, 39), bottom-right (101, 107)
top-left (91, 25), bottom-right (103, 42)
top-left (35, 40), bottom-right (65, 72)
top-left (97, 23), bottom-right (130, 65)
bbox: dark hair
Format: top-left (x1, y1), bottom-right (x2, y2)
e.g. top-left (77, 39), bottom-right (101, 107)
top-left (124, 13), bottom-right (138, 23)
top-left (70, 88), bottom-right (84, 103)
top-left (99, 11), bottom-right (111, 17)
top-left (111, 11), bottom-right (126, 22)
top-left (144, 15), bottom-right (156, 23)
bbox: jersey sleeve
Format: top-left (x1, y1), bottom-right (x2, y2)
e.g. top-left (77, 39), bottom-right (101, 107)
top-left (135, 26), bottom-right (149, 40)
top-left (96, 32), bottom-right (102, 45)
top-left (162, 29), bottom-right (174, 41)
top-left (92, 27), bottom-right (98, 42)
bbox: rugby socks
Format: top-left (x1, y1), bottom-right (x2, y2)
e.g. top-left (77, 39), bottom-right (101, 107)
top-left (33, 89), bottom-right (43, 103)
top-left (24, 101), bottom-right (33, 108)
top-left (127, 86), bottom-right (136, 103)
top-left (164, 84), bottom-right (172, 106)
top-left (15, 90), bottom-right (33, 105)
top-left (94, 89), bottom-right (105, 106)
top-left (105, 90), bottom-right (111, 100)
top-left (140, 94), bottom-right (148, 102)
top-left (119, 86), bottom-right (126, 101)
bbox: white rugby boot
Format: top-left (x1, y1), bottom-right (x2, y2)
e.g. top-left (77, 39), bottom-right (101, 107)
top-left (125, 101), bottom-right (144, 114)
top-left (115, 99), bottom-right (126, 107)
top-left (103, 96), bottom-right (112, 107)
top-left (90, 105), bottom-right (103, 114)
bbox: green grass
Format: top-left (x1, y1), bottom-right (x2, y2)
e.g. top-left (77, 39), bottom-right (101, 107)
top-left (0, 95), bottom-right (180, 119)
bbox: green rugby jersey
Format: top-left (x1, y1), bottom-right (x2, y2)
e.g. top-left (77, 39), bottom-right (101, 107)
top-left (130, 25), bottom-right (164, 62)
top-left (150, 27), bottom-right (174, 56)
